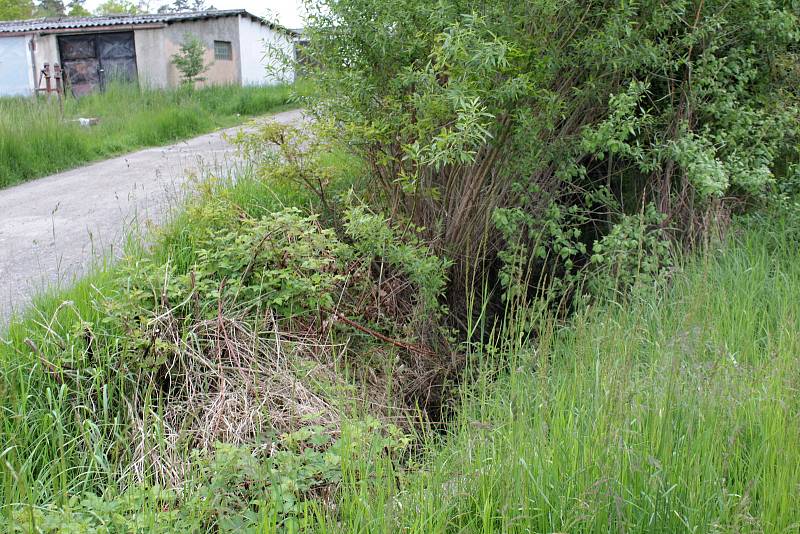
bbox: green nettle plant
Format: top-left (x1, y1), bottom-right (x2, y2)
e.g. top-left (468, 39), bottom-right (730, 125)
top-left (171, 33), bottom-right (211, 86)
top-left (302, 0), bottom-right (800, 313)
top-left (10, 421), bottom-right (410, 532)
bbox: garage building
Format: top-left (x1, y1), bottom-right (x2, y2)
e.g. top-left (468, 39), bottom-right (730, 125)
top-left (0, 10), bottom-right (295, 97)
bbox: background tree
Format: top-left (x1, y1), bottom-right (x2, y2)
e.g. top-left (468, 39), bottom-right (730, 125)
top-left (171, 33), bottom-right (210, 86)
top-left (0, 0), bottom-right (34, 19)
top-left (66, 0), bottom-right (89, 15)
top-left (34, 0), bottom-right (64, 15)
top-left (94, 0), bottom-right (143, 15)
top-left (157, 0), bottom-right (212, 13)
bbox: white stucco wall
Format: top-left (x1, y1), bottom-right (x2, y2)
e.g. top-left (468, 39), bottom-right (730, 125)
top-left (0, 33), bottom-right (62, 97)
top-left (0, 36), bottom-right (34, 96)
top-left (31, 33), bottom-right (59, 73)
top-left (237, 16), bottom-right (294, 86)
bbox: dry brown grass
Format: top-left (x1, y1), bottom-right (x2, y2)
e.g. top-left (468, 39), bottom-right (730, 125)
top-left (121, 295), bottom-right (432, 486)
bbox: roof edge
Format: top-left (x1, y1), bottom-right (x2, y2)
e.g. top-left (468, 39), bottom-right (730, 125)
top-left (235, 11), bottom-right (298, 37)
top-left (0, 9), bottom-right (299, 37)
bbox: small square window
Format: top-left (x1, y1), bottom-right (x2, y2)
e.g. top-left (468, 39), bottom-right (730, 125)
top-left (214, 40), bottom-right (232, 61)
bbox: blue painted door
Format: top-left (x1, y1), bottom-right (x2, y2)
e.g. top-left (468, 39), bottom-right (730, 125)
top-left (0, 37), bottom-right (32, 97)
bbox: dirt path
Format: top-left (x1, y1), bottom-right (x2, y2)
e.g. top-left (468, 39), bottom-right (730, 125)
top-left (0, 108), bottom-right (303, 323)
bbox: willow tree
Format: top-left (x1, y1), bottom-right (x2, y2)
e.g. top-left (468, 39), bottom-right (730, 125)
top-left (302, 0), bottom-right (799, 320)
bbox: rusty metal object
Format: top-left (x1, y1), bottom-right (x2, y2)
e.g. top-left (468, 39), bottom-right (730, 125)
top-left (36, 63), bottom-right (65, 97)
top-left (53, 63), bottom-right (64, 96)
top-left (35, 63), bottom-right (66, 114)
top-left (58, 32), bottom-right (137, 96)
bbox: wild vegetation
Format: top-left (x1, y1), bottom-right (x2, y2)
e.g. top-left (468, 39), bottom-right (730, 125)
top-left (307, 206), bottom-right (800, 532)
top-left (0, 82), bottom-right (297, 188)
top-left (303, 0), bottom-right (799, 317)
top-left (1, 0), bottom-right (800, 532)
top-left (171, 33), bottom-right (211, 86)
top-left (5, 170), bottom-right (800, 532)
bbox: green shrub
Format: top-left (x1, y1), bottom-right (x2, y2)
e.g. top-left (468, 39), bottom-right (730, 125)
top-left (303, 0), bottom-right (800, 318)
top-left (107, 190), bottom-right (450, 370)
top-left (587, 204), bottom-right (672, 298)
top-left (112, 206), bottom-right (346, 324)
top-left (0, 152), bottom-right (450, 507)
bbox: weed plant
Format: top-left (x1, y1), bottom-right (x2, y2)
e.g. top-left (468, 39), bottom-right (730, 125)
top-left (0, 137), bottom-right (422, 532)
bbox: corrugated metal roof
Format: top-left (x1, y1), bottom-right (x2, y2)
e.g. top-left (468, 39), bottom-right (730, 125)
top-left (0, 9), bottom-right (293, 35)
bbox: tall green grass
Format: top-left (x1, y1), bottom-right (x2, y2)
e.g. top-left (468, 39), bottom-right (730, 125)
top-left (311, 213), bottom-right (800, 532)
top-left (0, 82), bottom-right (300, 188)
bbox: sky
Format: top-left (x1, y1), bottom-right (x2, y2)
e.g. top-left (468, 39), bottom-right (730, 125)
top-left (83, 0), bottom-right (306, 29)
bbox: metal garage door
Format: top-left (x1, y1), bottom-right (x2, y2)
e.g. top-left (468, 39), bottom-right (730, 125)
top-left (58, 32), bottom-right (138, 96)
top-left (0, 36), bottom-right (32, 97)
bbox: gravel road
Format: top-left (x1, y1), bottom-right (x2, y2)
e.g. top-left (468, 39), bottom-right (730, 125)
top-left (0, 108), bottom-right (303, 323)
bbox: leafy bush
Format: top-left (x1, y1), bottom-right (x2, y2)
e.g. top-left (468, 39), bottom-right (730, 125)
top-left (587, 205), bottom-right (672, 298)
top-left (59, 163), bottom-right (452, 485)
top-left (114, 206), bottom-right (346, 322)
top-left (302, 0), bottom-right (800, 317)
top-left (0, 149), bottom-right (448, 516)
top-left (171, 33), bottom-right (211, 86)
top-left (110, 194), bottom-right (449, 339)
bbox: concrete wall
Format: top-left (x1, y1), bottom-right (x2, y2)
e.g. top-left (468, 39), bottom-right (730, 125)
top-left (161, 17), bottom-right (241, 88)
top-left (134, 28), bottom-right (169, 89)
top-left (238, 16), bottom-right (295, 86)
top-left (29, 33), bottom-right (60, 94)
top-left (31, 33), bottom-right (59, 68)
top-left (0, 36), bottom-right (34, 96)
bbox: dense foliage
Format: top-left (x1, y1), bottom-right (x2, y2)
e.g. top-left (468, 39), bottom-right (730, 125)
top-left (0, 144), bottom-right (449, 528)
top-left (303, 0), bottom-right (800, 315)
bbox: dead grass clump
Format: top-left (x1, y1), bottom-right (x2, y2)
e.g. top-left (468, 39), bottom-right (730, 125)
top-left (121, 298), bottom-right (418, 486)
